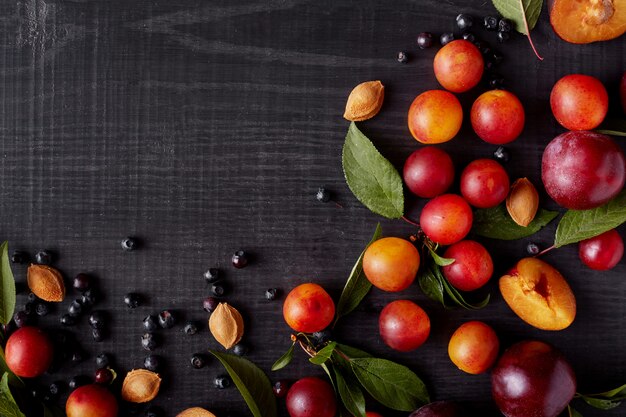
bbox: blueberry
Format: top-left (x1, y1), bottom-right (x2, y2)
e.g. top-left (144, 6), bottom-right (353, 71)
top-left (273, 380), bottom-right (289, 398)
top-left (60, 313), bottom-right (77, 326)
top-left (211, 283), bottom-right (226, 297)
top-left (396, 51), bottom-right (409, 63)
top-left (232, 250), bottom-right (249, 269)
top-left (232, 343), bottom-right (248, 356)
top-left (498, 18), bottom-right (512, 32)
top-left (184, 321), bottom-right (198, 335)
top-left (203, 297), bottom-right (219, 313)
top-left (143, 314), bottom-right (158, 331)
top-left (13, 310), bottom-right (29, 328)
top-left (68, 299), bottom-right (83, 317)
top-left (416, 32), bottom-right (433, 49)
top-left (49, 381), bottom-right (66, 396)
top-left (68, 375), bottom-right (90, 390)
top-left (265, 288), bottom-right (279, 301)
top-left (94, 367), bottom-right (113, 385)
top-left (145, 405), bottom-right (164, 417)
top-left (124, 293), bottom-right (141, 309)
top-left (456, 13), bottom-right (473, 30)
top-left (158, 310), bottom-right (175, 329)
top-left (484, 15), bottom-right (498, 30)
top-left (190, 354), bottom-right (206, 369)
top-left (23, 301), bottom-right (35, 317)
top-left (493, 146), bottom-right (510, 162)
top-left (141, 332), bottom-right (158, 351)
top-left (121, 237), bottom-right (138, 251)
top-left (461, 32), bottom-right (475, 43)
top-left (89, 311), bottom-right (105, 329)
top-left (96, 353), bottom-right (111, 368)
top-left (28, 292), bottom-right (38, 302)
top-left (440, 32), bottom-right (455, 46)
top-left (214, 375), bottom-right (231, 389)
top-left (35, 250), bottom-right (52, 265)
top-left (312, 329), bottom-right (333, 345)
top-left (527, 242), bottom-right (540, 255)
top-left (10, 251), bottom-right (27, 264)
top-left (497, 31), bottom-right (510, 43)
top-left (203, 268), bottom-right (221, 283)
top-left (73, 273), bottom-right (91, 292)
top-left (81, 289), bottom-right (98, 307)
top-left (316, 187), bottom-right (331, 203)
top-left (33, 301), bottom-right (49, 317)
top-left (92, 327), bottom-right (105, 342)
top-left (144, 354), bottom-right (160, 372)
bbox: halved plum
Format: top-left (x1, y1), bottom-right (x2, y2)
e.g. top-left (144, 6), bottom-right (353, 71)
top-left (550, 0), bottom-right (626, 44)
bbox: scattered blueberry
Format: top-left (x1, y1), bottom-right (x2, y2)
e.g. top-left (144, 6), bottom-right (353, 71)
top-left (23, 302), bottom-right (35, 317)
top-left (396, 51), bottom-right (409, 63)
top-left (28, 292), bottom-right (38, 302)
top-left (144, 354), bottom-right (160, 372)
top-left (265, 288), bottom-right (279, 301)
top-left (68, 299), bottom-right (83, 317)
top-left (121, 237), bottom-right (138, 251)
top-left (190, 354), bottom-right (206, 369)
top-left (145, 405), bottom-right (164, 417)
top-left (10, 251), bottom-right (27, 264)
top-left (203, 268), bottom-right (221, 283)
top-left (499, 18), bottom-right (512, 32)
top-left (184, 321), bottom-right (198, 335)
top-left (440, 32), bottom-right (455, 46)
top-left (214, 375), bottom-right (231, 389)
top-left (158, 310), bottom-right (175, 329)
top-left (203, 297), bottom-right (219, 313)
top-left (312, 329), bottom-right (333, 346)
top-left (96, 353), bottom-right (111, 368)
top-left (94, 368), bottom-right (113, 385)
top-left (527, 242), bottom-right (540, 255)
top-left (416, 32), bottom-right (433, 49)
top-left (73, 273), bottom-right (91, 292)
top-left (232, 250), bottom-right (249, 269)
top-left (497, 31), bottom-right (510, 43)
top-left (461, 32), bottom-right (475, 43)
top-left (92, 327), bottom-right (105, 342)
top-left (141, 333), bottom-right (158, 351)
top-left (211, 283), bottom-right (226, 297)
top-left (81, 289), bottom-right (98, 307)
top-left (60, 313), bottom-right (77, 326)
top-left (273, 380), bottom-right (289, 398)
top-left (493, 146), bottom-right (510, 162)
top-left (68, 375), bottom-right (90, 390)
top-left (49, 381), bottom-right (66, 397)
top-left (484, 15), bottom-right (499, 30)
top-left (456, 13), bottom-right (473, 30)
top-left (143, 314), bottom-right (158, 331)
top-left (232, 343), bottom-right (248, 357)
top-left (35, 250), bottom-right (52, 265)
top-left (35, 302), bottom-right (49, 316)
top-left (13, 310), bottom-right (29, 328)
top-left (124, 293), bottom-right (141, 309)
top-left (89, 311), bottom-right (105, 329)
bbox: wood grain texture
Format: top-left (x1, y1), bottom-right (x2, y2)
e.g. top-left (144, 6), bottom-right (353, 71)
top-left (0, 0), bottom-right (624, 416)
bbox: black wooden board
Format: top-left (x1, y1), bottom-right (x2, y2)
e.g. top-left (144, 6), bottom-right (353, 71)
top-left (0, 0), bottom-right (624, 416)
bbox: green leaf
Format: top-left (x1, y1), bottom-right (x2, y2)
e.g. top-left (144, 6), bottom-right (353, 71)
top-left (587, 383), bottom-right (626, 399)
top-left (597, 119), bottom-right (626, 137)
top-left (491, 0), bottom-right (543, 34)
top-left (334, 366), bottom-right (366, 417)
top-left (473, 204), bottom-right (558, 240)
top-left (335, 344), bottom-right (372, 359)
top-left (418, 268), bottom-right (446, 306)
top-left (335, 223), bottom-right (382, 324)
top-left (320, 362), bottom-right (336, 392)
top-left (596, 130), bottom-right (626, 137)
top-left (350, 358), bottom-right (429, 411)
top-left (0, 373), bottom-right (25, 417)
top-left (440, 270), bottom-right (491, 310)
top-left (580, 396), bottom-right (622, 410)
top-left (555, 191), bottom-right (626, 247)
top-left (568, 405), bottom-right (583, 417)
top-left (428, 247), bottom-right (455, 266)
top-left (271, 343), bottom-right (295, 371)
top-left (0, 242), bottom-right (16, 325)
top-left (309, 342), bottom-right (337, 365)
top-left (342, 122), bottom-right (404, 219)
top-left (419, 261), bottom-right (489, 310)
top-left (210, 351), bottom-right (277, 417)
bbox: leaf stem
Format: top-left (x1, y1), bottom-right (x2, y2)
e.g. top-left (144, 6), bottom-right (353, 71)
top-left (534, 244), bottom-right (555, 257)
top-left (294, 335), bottom-right (317, 358)
top-left (519, 0), bottom-right (543, 60)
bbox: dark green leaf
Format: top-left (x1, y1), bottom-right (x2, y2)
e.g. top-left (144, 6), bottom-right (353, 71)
top-left (342, 122), bottom-right (404, 219)
top-left (555, 191), bottom-right (626, 247)
top-left (418, 268), bottom-right (446, 307)
top-left (597, 119), bottom-right (626, 137)
top-left (335, 344), bottom-right (372, 359)
top-left (320, 362), bottom-right (336, 392)
top-left (473, 205), bottom-right (558, 240)
top-left (568, 405), bottom-right (583, 417)
top-left (491, 0), bottom-right (543, 34)
top-left (309, 342), bottom-right (337, 365)
top-left (350, 358), bottom-right (429, 411)
top-left (428, 247), bottom-right (455, 266)
top-left (335, 223), bottom-right (382, 324)
top-left (210, 351), bottom-right (277, 417)
top-left (419, 262), bottom-right (489, 310)
top-left (586, 383), bottom-right (626, 399)
top-left (334, 366), bottom-right (366, 417)
top-left (580, 396), bottom-right (621, 410)
top-left (0, 373), bottom-right (25, 417)
top-left (0, 242), bottom-right (16, 325)
top-left (271, 343), bottom-right (295, 371)
top-left (440, 269), bottom-right (490, 310)
top-left (596, 130), bottom-right (626, 137)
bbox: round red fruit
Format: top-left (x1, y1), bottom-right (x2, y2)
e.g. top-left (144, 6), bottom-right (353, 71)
top-left (5, 326), bottom-right (54, 378)
top-left (420, 194), bottom-right (473, 245)
top-left (460, 159), bottom-right (510, 208)
top-left (403, 147), bottom-right (455, 198)
top-left (379, 300), bottom-right (430, 352)
top-left (550, 74), bottom-right (608, 131)
top-left (434, 40), bottom-right (484, 93)
top-left (283, 283), bottom-right (335, 333)
top-left (471, 90), bottom-right (525, 145)
top-left (448, 321), bottom-right (499, 375)
top-left (442, 240), bottom-right (493, 291)
top-left (579, 229), bottom-right (624, 271)
top-left (66, 384), bottom-right (119, 417)
top-left (363, 237), bottom-right (420, 292)
top-left (286, 377), bottom-right (337, 417)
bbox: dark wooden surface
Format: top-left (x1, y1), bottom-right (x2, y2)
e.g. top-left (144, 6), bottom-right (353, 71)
top-left (0, 0), bottom-right (624, 416)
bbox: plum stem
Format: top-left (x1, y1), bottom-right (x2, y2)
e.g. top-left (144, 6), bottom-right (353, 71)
top-left (519, 0), bottom-right (544, 61)
top-left (535, 244), bottom-right (555, 257)
top-left (401, 216), bottom-right (420, 227)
